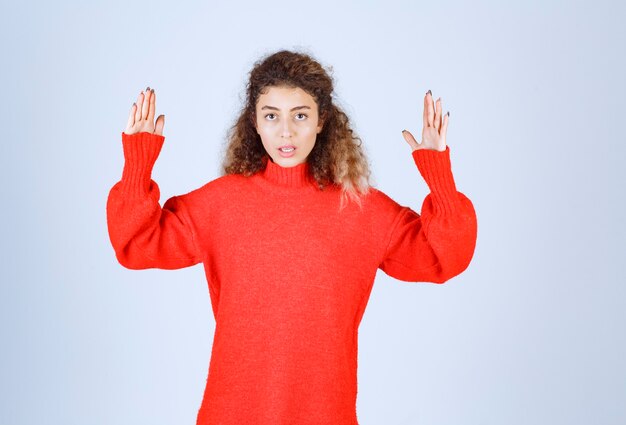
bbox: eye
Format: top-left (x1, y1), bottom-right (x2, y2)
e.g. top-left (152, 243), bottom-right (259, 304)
top-left (265, 113), bottom-right (276, 120)
top-left (295, 113), bottom-right (308, 120)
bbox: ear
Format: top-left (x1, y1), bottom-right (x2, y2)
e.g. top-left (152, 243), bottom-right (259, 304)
top-left (317, 116), bottom-right (324, 134)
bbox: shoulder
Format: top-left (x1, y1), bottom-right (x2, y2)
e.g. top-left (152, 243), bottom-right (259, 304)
top-left (362, 186), bottom-right (406, 215)
top-left (175, 173), bottom-right (250, 206)
top-left (358, 186), bottom-right (418, 236)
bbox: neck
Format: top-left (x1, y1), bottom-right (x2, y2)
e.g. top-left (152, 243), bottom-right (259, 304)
top-left (260, 155), bottom-right (315, 188)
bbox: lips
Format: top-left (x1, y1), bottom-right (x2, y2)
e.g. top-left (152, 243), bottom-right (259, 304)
top-left (278, 145), bottom-right (296, 157)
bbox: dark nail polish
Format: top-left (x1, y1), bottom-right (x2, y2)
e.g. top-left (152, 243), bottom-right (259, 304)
top-left (447, 111), bottom-right (450, 117)
top-left (427, 89), bottom-right (432, 96)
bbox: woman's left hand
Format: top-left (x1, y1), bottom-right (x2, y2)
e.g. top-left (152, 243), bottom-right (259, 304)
top-left (402, 90), bottom-right (449, 152)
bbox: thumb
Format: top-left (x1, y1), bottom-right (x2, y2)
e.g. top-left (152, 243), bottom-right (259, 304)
top-left (401, 129), bottom-right (421, 151)
top-left (154, 114), bottom-right (165, 136)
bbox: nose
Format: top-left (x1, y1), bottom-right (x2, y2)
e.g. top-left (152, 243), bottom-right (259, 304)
top-left (281, 119), bottom-right (293, 138)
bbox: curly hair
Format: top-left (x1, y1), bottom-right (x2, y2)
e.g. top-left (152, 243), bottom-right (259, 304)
top-left (220, 48), bottom-right (373, 210)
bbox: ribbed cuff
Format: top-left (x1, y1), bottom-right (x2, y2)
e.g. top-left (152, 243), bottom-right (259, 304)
top-left (411, 145), bottom-right (459, 215)
top-left (120, 131), bottom-right (165, 197)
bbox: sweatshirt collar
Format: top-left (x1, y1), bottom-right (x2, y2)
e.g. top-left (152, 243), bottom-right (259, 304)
top-left (260, 155), bottom-right (315, 188)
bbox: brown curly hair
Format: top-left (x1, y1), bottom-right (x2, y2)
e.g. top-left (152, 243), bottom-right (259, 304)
top-left (220, 48), bottom-right (372, 210)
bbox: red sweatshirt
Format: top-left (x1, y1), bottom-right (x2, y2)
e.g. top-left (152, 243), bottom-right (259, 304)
top-left (106, 131), bottom-right (477, 425)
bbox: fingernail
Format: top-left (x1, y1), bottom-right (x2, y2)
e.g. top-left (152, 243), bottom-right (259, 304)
top-left (146, 86), bottom-right (150, 91)
top-left (447, 111), bottom-right (450, 117)
top-left (402, 129), bottom-right (407, 133)
top-left (427, 89), bottom-right (432, 96)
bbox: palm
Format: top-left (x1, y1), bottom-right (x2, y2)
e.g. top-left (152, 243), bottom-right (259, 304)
top-left (402, 90), bottom-right (449, 152)
top-left (124, 86), bottom-right (165, 136)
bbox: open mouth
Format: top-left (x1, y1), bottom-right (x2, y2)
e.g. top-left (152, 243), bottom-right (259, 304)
top-left (278, 146), bottom-right (296, 157)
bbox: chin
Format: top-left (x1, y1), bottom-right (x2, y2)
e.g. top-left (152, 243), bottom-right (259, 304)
top-left (272, 155), bottom-right (305, 167)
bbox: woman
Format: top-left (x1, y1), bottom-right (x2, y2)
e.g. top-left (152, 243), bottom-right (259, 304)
top-left (106, 49), bottom-right (477, 425)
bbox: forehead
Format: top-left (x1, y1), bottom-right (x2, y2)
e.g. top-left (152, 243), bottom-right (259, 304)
top-left (257, 86), bottom-right (316, 107)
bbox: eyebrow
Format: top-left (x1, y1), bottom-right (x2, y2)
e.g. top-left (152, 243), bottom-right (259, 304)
top-left (261, 105), bottom-right (311, 111)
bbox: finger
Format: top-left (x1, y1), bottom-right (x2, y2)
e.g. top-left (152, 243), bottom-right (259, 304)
top-left (142, 86), bottom-right (151, 120)
top-left (423, 90), bottom-right (430, 127)
top-left (427, 91), bottom-right (435, 128)
top-left (126, 103), bottom-right (136, 132)
top-left (435, 98), bottom-right (443, 132)
top-left (147, 88), bottom-right (156, 124)
top-left (401, 129), bottom-right (421, 151)
top-left (134, 91), bottom-right (144, 123)
top-left (154, 114), bottom-right (165, 136)
top-left (441, 111), bottom-right (450, 140)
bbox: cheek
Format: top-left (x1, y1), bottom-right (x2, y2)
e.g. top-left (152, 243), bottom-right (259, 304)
top-left (256, 123), bottom-right (272, 136)
top-left (303, 123), bottom-right (319, 135)
top-left (260, 122), bottom-right (279, 133)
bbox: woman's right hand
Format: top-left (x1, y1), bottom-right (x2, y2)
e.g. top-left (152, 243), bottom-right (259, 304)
top-left (124, 86), bottom-right (165, 136)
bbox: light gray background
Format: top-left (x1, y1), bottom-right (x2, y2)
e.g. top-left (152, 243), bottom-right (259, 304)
top-left (2, 0), bottom-right (624, 424)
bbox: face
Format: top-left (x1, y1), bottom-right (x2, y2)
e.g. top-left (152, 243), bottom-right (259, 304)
top-left (254, 85), bottom-right (324, 167)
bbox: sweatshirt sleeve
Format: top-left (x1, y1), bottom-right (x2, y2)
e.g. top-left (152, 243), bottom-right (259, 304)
top-left (378, 145), bottom-right (477, 283)
top-left (106, 131), bottom-right (203, 270)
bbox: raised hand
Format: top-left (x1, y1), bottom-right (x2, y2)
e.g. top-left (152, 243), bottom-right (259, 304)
top-left (402, 90), bottom-right (449, 152)
top-left (124, 86), bottom-right (165, 136)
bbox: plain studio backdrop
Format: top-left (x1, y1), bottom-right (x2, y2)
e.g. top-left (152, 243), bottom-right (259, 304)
top-left (1, 0), bottom-right (624, 424)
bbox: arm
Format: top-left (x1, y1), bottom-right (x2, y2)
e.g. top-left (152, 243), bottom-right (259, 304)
top-left (106, 87), bottom-right (202, 270)
top-left (378, 89), bottom-right (477, 283)
top-left (378, 146), bottom-right (477, 283)
top-left (106, 131), bottom-right (202, 270)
